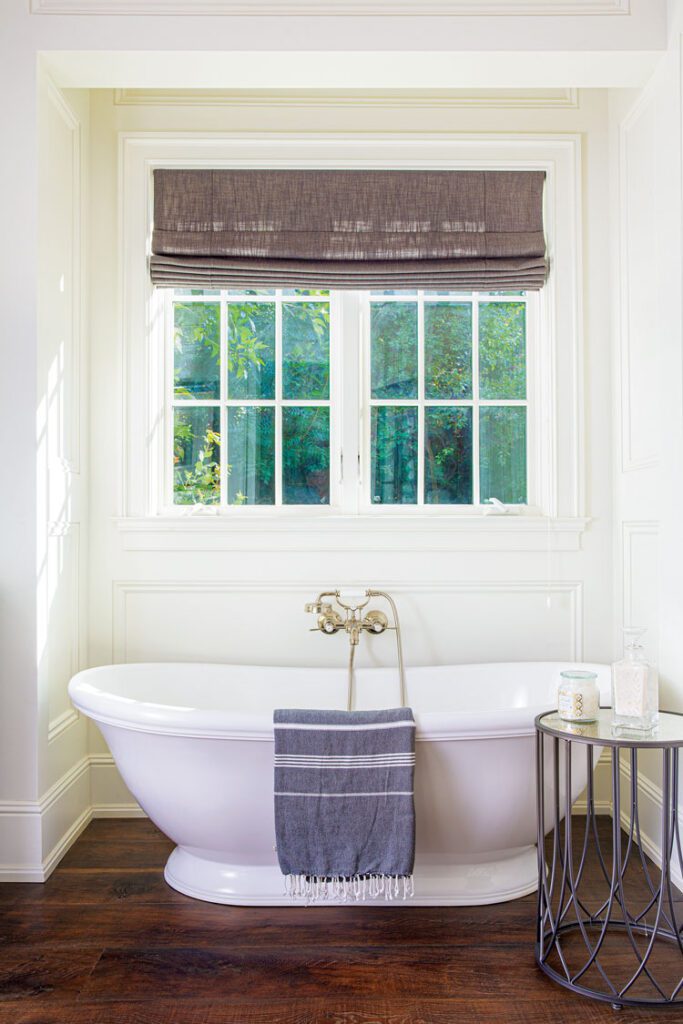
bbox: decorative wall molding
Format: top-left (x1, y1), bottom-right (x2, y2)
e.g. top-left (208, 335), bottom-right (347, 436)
top-left (115, 516), bottom-right (590, 553)
top-left (621, 519), bottom-right (659, 637)
top-left (114, 88), bottom-right (580, 111)
top-left (31, 1), bottom-right (630, 17)
top-left (112, 578), bottom-right (584, 662)
top-left (47, 708), bottom-right (80, 744)
top-left (46, 522), bottom-right (83, 742)
top-left (618, 89), bottom-right (661, 474)
top-left (44, 79), bottom-right (83, 477)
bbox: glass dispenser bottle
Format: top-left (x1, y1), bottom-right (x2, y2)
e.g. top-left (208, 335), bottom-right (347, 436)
top-left (611, 628), bottom-right (659, 732)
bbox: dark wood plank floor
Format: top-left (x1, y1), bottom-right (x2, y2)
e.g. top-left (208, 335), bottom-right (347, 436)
top-left (0, 817), bottom-right (681, 1023)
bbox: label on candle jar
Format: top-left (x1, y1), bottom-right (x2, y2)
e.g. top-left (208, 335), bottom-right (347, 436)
top-left (558, 684), bottom-right (599, 722)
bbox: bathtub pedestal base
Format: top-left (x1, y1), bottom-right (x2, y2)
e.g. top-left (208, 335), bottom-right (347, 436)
top-left (164, 845), bottom-right (538, 906)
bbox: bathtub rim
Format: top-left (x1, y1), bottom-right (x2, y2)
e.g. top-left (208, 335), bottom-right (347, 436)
top-left (68, 660), bottom-right (609, 743)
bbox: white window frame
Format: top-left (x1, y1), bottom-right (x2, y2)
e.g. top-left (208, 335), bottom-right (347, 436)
top-left (164, 287), bottom-right (536, 515)
top-left (119, 132), bottom-right (587, 544)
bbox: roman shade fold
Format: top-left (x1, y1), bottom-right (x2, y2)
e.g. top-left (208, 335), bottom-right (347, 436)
top-left (150, 168), bottom-right (548, 290)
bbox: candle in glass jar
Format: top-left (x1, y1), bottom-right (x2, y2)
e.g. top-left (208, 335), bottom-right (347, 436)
top-left (557, 670), bottom-right (599, 723)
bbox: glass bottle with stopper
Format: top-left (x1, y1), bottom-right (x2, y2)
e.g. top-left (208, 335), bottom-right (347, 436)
top-left (611, 627), bottom-right (659, 733)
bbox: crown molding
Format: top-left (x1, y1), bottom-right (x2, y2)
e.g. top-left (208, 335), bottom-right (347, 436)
top-left (30, 1), bottom-right (631, 17)
top-left (114, 87), bottom-right (579, 109)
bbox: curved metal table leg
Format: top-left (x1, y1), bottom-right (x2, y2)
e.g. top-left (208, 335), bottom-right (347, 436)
top-left (535, 715), bottom-right (683, 1009)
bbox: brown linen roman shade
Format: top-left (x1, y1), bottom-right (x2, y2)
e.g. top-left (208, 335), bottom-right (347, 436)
top-left (150, 168), bottom-right (548, 290)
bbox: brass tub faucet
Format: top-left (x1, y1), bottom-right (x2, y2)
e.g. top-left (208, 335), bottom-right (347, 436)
top-left (304, 589), bottom-right (405, 710)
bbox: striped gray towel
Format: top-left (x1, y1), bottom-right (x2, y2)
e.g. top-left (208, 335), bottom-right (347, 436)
top-left (273, 707), bottom-right (416, 902)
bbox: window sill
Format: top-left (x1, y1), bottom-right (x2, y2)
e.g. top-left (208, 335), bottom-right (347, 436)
top-left (115, 514), bottom-right (591, 552)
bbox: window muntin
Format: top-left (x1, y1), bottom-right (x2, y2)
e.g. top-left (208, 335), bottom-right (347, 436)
top-left (170, 289), bottom-right (332, 507)
top-left (166, 288), bottom-right (530, 512)
top-left (366, 291), bottom-right (529, 508)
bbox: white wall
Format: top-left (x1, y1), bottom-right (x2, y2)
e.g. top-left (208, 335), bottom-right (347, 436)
top-left (37, 78), bottom-right (92, 865)
top-left (0, 73), bottom-right (91, 880)
top-left (607, 0), bottom-right (683, 874)
top-left (84, 87), bottom-right (615, 812)
top-left (0, 0), bottom-right (669, 876)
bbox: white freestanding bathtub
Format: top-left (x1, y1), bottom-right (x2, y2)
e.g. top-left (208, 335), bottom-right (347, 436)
top-left (68, 661), bottom-right (610, 906)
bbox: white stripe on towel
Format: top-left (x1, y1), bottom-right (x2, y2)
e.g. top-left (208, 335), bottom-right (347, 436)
top-left (276, 752), bottom-right (414, 759)
top-left (274, 721), bottom-right (414, 731)
top-left (276, 761), bottom-right (415, 769)
top-left (276, 766), bottom-right (414, 771)
top-left (275, 754), bottom-right (415, 763)
top-left (274, 791), bottom-right (414, 797)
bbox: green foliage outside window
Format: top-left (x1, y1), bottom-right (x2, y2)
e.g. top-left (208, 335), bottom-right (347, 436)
top-left (369, 295), bottom-right (527, 506)
top-left (172, 293), bottom-right (330, 506)
top-left (171, 290), bottom-right (527, 508)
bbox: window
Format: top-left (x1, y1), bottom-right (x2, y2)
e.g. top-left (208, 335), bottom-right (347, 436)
top-left (167, 286), bottom-right (532, 514)
top-left (171, 289), bottom-right (334, 507)
top-left (367, 291), bottom-right (528, 507)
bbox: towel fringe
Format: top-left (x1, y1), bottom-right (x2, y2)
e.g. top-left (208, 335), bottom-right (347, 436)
top-left (283, 873), bottom-right (414, 904)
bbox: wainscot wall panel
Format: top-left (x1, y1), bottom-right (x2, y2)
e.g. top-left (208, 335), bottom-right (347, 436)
top-left (112, 580), bottom-right (583, 667)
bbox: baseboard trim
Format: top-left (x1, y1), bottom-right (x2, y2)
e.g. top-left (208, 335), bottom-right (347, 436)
top-left (0, 755), bottom-right (90, 817)
top-left (0, 751), bottom-right (138, 880)
top-left (42, 807), bottom-right (93, 878)
top-left (0, 807), bottom-right (93, 882)
top-left (91, 803), bottom-right (147, 818)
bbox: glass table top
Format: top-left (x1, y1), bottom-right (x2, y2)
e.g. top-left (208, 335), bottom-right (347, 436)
top-left (536, 708), bottom-right (683, 747)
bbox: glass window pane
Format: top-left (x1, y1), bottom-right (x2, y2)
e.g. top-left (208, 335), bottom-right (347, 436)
top-left (283, 302), bottom-right (330, 400)
top-left (282, 289), bottom-right (330, 297)
top-left (371, 407), bottom-right (418, 504)
top-left (479, 302), bottom-right (526, 400)
top-left (173, 407), bottom-right (221, 505)
top-left (370, 290), bottom-right (417, 296)
top-left (228, 302), bottom-right (276, 400)
top-left (227, 289), bottom-right (275, 296)
top-left (484, 291), bottom-right (525, 297)
top-left (173, 302), bottom-right (220, 400)
top-left (425, 408), bottom-right (472, 505)
top-left (282, 407), bottom-right (330, 505)
top-left (370, 302), bottom-right (418, 399)
top-left (173, 288), bottom-right (220, 297)
top-left (424, 302), bottom-right (472, 399)
top-left (480, 407), bottom-right (527, 504)
top-left (227, 407), bottom-right (275, 506)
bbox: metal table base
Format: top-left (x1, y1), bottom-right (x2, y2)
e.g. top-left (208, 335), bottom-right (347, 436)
top-left (536, 711), bottom-right (683, 1010)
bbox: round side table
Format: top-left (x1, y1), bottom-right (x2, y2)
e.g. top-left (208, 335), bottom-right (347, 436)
top-left (535, 709), bottom-right (683, 1009)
